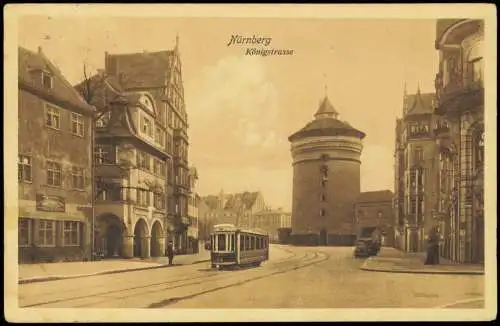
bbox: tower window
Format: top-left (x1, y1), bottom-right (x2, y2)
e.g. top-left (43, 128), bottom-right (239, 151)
top-left (320, 209), bottom-right (326, 217)
top-left (320, 193), bottom-right (326, 202)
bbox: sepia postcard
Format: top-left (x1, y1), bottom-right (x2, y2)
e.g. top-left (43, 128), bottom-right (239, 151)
top-left (4, 3), bottom-right (497, 323)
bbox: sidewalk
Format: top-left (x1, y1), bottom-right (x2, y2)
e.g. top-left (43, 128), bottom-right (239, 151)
top-left (19, 251), bottom-right (211, 285)
top-left (360, 247), bottom-right (484, 275)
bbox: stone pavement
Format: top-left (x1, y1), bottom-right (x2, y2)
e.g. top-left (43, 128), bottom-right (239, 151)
top-left (19, 251), bottom-right (211, 285)
top-left (360, 247), bottom-right (484, 275)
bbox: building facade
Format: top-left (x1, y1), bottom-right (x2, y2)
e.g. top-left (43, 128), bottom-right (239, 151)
top-left (75, 37), bottom-right (191, 258)
top-left (288, 95), bottom-right (366, 246)
top-left (251, 208), bottom-right (292, 242)
top-left (18, 47), bottom-right (94, 263)
top-left (354, 190), bottom-right (394, 247)
top-left (200, 190), bottom-right (266, 229)
top-left (434, 19), bottom-right (484, 264)
top-left (393, 89), bottom-right (440, 253)
top-left (187, 167), bottom-right (200, 253)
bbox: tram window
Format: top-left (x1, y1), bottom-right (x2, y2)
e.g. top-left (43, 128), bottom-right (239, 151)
top-left (217, 234), bottom-right (226, 251)
top-left (240, 235), bottom-right (245, 250)
top-left (230, 234), bottom-right (235, 252)
top-left (252, 236), bottom-right (255, 250)
top-left (246, 236), bottom-right (250, 250)
top-left (256, 237), bottom-right (260, 249)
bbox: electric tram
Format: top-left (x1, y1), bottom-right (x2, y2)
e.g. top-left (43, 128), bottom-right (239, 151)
top-left (209, 224), bottom-right (269, 269)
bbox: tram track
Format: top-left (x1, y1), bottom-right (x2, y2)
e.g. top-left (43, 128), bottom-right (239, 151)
top-left (19, 247), bottom-right (306, 308)
top-left (74, 250), bottom-right (319, 308)
top-left (146, 250), bottom-right (330, 308)
top-left (20, 246), bottom-right (298, 300)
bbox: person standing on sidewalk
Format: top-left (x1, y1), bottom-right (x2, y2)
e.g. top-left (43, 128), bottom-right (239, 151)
top-left (425, 226), bottom-right (440, 265)
top-left (166, 241), bottom-right (174, 266)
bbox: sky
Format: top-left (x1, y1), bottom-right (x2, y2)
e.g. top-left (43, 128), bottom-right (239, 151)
top-left (18, 16), bottom-right (440, 211)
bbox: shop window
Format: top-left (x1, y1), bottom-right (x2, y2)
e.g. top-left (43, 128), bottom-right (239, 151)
top-left (19, 218), bottom-right (31, 247)
top-left (63, 221), bottom-right (80, 246)
top-left (38, 220), bottom-right (55, 247)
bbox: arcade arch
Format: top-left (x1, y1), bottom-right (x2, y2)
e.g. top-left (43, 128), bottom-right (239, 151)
top-left (133, 218), bottom-right (149, 258)
top-left (150, 220), bottom-right (165, 257)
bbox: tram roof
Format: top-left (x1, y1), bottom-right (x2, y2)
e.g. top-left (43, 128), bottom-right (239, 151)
top-left (212, 224), bottom-right (268, 236)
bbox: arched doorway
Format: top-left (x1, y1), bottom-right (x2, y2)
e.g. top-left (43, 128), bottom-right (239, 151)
top-left (319, 229), bottom-right (328, 246)
top-left (95, 213), bottom-right (126, 258)
top-left (107, 224), bottom-right (123, 258)
top-left (134, 219), bottom-right (149, 258)
top-left (150, 221), bottom-right (164, 257)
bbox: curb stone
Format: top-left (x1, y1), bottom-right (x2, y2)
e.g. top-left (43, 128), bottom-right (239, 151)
top-left (360, 259), bottom-right (484, 275)
top-left (18, 259), bottom-right (211, 285)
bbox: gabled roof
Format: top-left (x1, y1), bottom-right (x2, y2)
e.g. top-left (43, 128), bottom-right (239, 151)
top-left (201, 191), bottom-right (261, 211)
top-left (202, 195), bottom-right (220, 210)
top-left (18, 46), bottom-right (94, 113)
top-left (74, 73), bottom-right (124, 109)
top-left (356, 190), bottom-right (394, 203)
top-left (105, 50), bottom-right (174, 90)
top-left (224, 191), bottom-right (260, 210)
top-left (405, 91), bottom-right (435, 116)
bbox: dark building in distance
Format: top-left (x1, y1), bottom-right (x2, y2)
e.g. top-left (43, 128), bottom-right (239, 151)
top-left (354, 190), bottom-right (394, 247)
top-left (288, 95), bottom-right (366, 246)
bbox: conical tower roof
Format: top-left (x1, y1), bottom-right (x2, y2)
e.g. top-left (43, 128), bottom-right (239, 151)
top-left (288, 94), bottom-right (365, 142)
top-left (314, 96), bottom-right (339, 119)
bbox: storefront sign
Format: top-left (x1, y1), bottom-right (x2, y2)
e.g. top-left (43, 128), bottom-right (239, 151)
top-left (36, 194), bottom-right (65, 212)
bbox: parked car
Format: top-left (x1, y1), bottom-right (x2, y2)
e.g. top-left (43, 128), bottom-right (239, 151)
top-left (354, 237), bottom-right (380, 258)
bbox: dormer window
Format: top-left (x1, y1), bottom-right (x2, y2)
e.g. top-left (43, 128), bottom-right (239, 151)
top-left (42, 71), bottom-right (53, 89)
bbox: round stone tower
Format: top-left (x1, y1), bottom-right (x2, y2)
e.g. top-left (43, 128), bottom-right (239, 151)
top-left (288, 95), bottom-right (366, 246)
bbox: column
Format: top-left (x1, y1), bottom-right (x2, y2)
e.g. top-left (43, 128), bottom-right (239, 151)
top-left (142, 236), bottom-right (151, 258)
top-left (122, 235), bottom-right (134, 258)
top-left (158, 237), bottom-right (166, 257)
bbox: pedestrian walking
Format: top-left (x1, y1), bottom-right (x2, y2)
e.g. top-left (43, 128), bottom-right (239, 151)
top-left (167, 241), bottom-right (174, 266)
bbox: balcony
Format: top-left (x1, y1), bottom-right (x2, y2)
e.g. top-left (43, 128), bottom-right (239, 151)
top-left (173, 156), bottom-right (189, 168)
top-left (407, 131), bottom-right (431, 140)
top-left (174, 185), bottom-right (190, 196)
top-left (173, 128), bottom-right (188, 141)
top-left (433, 124), bottom-right (450, 136)
top-left (435, 77), bottom-right (484, 116)
top-left (94, 164), bottom-right (128, 178)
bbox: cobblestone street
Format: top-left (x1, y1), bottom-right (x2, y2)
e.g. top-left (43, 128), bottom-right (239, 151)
top-left (18, 245), bottom-right (484, 309)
